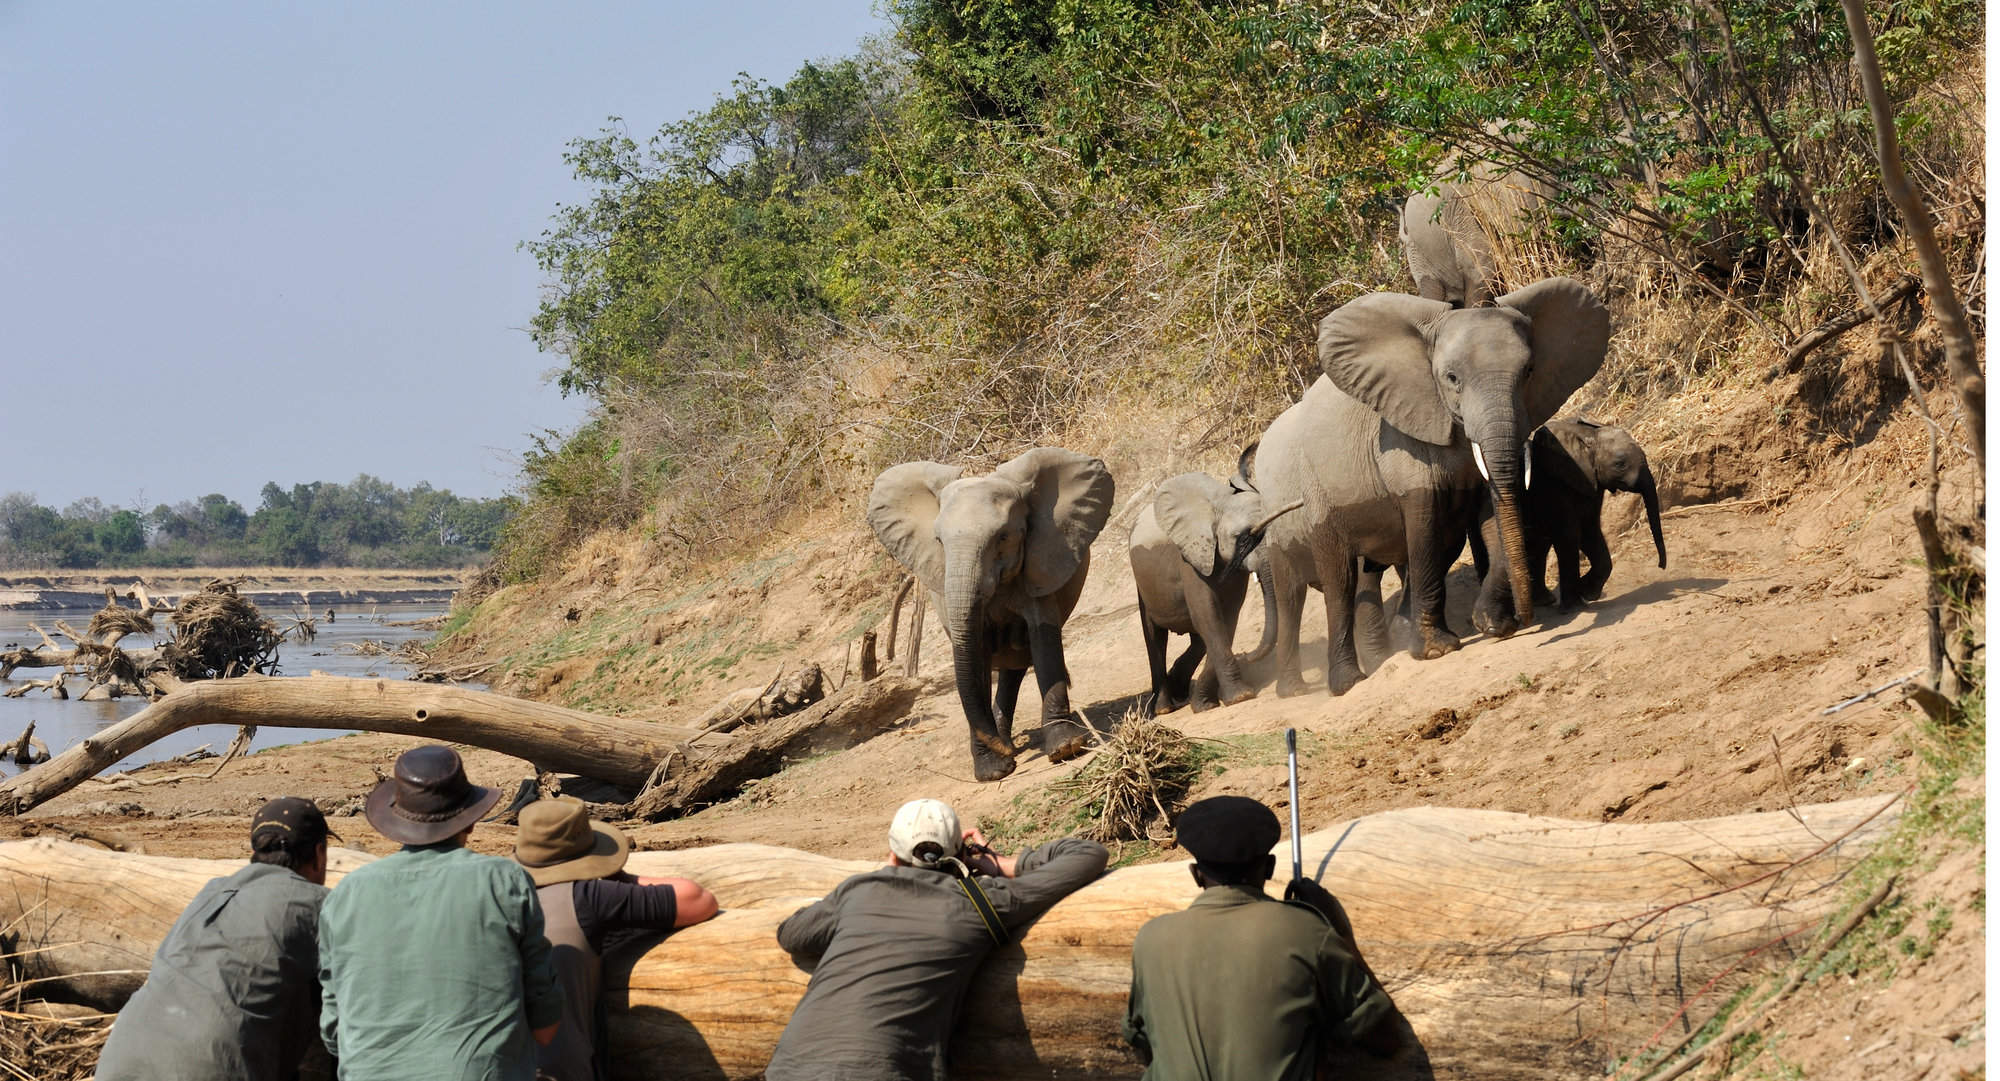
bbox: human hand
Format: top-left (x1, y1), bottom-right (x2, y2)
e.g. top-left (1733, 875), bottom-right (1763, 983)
top-left (960, 828), bottom-right (1016, 877)
top-left (1283, 877), bottom-right (1356, 942)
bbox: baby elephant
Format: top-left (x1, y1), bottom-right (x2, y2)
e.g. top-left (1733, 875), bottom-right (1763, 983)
top-left (1129, 448), bottom-right (1303, 714)
top-left (1525, 418), bottom-right (1666, 608)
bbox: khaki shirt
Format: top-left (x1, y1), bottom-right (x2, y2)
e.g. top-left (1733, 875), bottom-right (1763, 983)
top-left (1124, 884), bottom-right (1394, 1081)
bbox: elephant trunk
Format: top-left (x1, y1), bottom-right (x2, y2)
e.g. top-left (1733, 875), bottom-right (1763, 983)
top-left (1639, 465), bottom-right (1667, 569)
top-left (1244, 552), bottom-right (1278, 664)
top-left (941, 554), bottom-right (1009, 760)
top-left (1471, 431), bottom-right (1535, 629)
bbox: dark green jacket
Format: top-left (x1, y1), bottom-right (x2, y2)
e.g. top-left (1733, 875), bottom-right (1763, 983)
top-left (95, 861), bottom-right (328, 1081)
top-left (1125, 885), bottom-right (1394, 1081)
top-left (766, 837), bottom-right (1110, 1081)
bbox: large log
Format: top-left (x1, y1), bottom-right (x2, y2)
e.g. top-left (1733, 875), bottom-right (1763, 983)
top-left (0, 676), bottom-right (697, 814)
top-left (0, 796), bottom-right (1897, 1080)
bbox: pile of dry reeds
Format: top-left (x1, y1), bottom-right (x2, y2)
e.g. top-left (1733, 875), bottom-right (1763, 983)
top-left (84, 605), bottom-right (153, 645)
top-left (161, 580), bottom-right (282, 680)
top-left (0, 1005), bottom-right (111, 1081)
top-left (1060, 713), bottom-right (1204, 844)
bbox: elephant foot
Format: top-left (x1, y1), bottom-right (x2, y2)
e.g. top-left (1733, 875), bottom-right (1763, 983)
top-left (1415, 624), bottom-right (1463, 660)
top-left (1275, 670), bottom-right (1312, 698)
top-left (1579, 579), bottom-right (1608, 603)
top-left (1532, 585), bottom-right (1558, 608)
top-left (971, 733), bottom-right (1018, 782)
top-left (1220, 684), bottom-right (1258, 707)
top-left (1041, 718), bottom-right (1091, 763)
top-left (1151, 690), bottom-right (1188, 716)
top-left (1325, 661), bottom-right (1362, 697)
top-left (1471, 604), bottom-right (1520, 639)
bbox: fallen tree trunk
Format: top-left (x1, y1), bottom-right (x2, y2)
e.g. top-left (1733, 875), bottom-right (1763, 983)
top-left (0, 676), bottom-right (696, 814)
top-left (0, 646), bottom-right (167, 679)
top-left (628, 676), bottom-right (920, 820)
top-left (0, 795), bottom-right (1897, 1080)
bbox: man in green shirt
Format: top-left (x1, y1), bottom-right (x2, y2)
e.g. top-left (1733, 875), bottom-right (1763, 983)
top-left (1124, 796), bottom-right (1405, 1081)
top-left (318, 745), bottom-right (563, 1081)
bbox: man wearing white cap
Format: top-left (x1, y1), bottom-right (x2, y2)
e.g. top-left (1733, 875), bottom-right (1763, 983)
top-left (765, 798), bottom-right (1108, 1081)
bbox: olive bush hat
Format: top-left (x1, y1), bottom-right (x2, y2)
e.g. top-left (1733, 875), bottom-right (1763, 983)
top-left (363, 745), bottom-right (503, 845)
top-left (514, 797), bottom-right (631, 887)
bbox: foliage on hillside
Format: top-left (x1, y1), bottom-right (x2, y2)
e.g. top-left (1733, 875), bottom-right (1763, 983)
top-left (0, 477), bottom-right (512, 570)
top-left (499, 0), bottom-right (1983, 583)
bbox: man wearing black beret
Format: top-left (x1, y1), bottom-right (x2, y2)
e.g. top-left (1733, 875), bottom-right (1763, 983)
top-left (1123, 795), bottom-right (1405, 1080)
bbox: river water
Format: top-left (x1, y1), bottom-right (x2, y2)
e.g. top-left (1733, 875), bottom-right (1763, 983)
top-left (0, 603), bottom-right (454, 778)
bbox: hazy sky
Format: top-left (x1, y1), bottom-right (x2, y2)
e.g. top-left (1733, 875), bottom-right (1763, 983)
top-left (1, 1), bottom-right (888, 512)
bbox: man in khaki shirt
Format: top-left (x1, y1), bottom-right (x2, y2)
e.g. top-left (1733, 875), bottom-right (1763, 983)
top-left (1124, 796), bottom-right (1405, 1081)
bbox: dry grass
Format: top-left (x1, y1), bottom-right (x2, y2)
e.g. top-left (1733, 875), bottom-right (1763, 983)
top-left (0, 1005), bottom-right (110, 1081)
top-left (1060, 712), bottom-right (1206, 844)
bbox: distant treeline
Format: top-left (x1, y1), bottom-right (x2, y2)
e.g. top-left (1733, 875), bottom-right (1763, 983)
top-left (0, 477), bottom-right (515, 569)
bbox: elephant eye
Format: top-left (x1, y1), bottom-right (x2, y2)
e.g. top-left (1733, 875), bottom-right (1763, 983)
top-left (1444, 370), bottom-right (1460, 387)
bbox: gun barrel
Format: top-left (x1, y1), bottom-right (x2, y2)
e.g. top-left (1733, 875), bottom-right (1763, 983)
top-left (1286, 729), bottom-right (1303, 881)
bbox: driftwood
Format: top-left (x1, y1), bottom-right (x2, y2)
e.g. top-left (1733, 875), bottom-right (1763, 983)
top-left (0, 676), bottom-right (698, 815)
top-left (629, 676), bottom-right (920, 821)
top-left (694, 664), bottom-right (829, 736)
top-left (5, 721), bottom-right (50, 765)
top-left (858, 630), bottom-right (880, 682)
top-left (1770, 272), bottom-right (1921, 377)
top-left (0, 796), bottom-right (1897, 1079)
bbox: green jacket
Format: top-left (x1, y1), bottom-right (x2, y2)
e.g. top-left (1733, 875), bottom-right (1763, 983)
top-left (96, 861), bottom-right (327, 1081)
top-left (318, 842), bottom-right (563, 1081)
top-left (1125, 885), bottom-right (1394, 1081)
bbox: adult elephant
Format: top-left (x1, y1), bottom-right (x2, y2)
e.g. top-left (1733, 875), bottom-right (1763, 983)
top-left (867, 447), bottom-right (1114, 781)
top-left (1400, 151), bottom-right (1557, 309)
top-left (1252, 277), bottom-right (1611, 696)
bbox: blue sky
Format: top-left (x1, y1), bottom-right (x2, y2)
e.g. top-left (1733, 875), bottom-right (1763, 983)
top-left (1, 1), bottom-right (888, 512)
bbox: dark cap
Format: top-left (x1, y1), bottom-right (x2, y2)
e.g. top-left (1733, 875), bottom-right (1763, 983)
top-left (1174, 796), bottom-right (1280, 869)
top-left (250, 796), bottom-right (337, 851)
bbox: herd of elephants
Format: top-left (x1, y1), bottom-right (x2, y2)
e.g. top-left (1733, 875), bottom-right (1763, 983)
top-left (865, 180), bottom-right (1671, 782)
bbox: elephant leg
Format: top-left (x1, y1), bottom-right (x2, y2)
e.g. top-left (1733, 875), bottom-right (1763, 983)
top-left (1577, 515), bottom-right (1613, 602)
top-left (1028, 623), bottom-right (1089, 762)
top-left (993, 667), bottom-right (1027, 743)
top-left (1187, 573), bottom-right (1255, 707)
top-left (1353, 559), bottom-right (1394, 676)
top-left (949, 637), bottom-right (1016, 782)
top-left (1528, 527), bottom-right (1558, 609)
top-left (1270, 553), bottom-right (1313, 698)
top-left (1138, 599), bottom-right (1174, 716)
top-left (1405, 505), bottom-right (1465, 660)
top-left (1167, 636), bottom-right (1207, 712)
top-left (1311, 539), bottom-right (1364, 696)
top-left (1472, 513), bottom-right (1524, 637)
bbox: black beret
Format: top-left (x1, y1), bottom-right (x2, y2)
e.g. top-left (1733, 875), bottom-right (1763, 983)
top-left (1174, 796), bottom-right (1280, 867)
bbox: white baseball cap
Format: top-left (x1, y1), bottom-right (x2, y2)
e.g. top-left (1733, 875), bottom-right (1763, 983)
top-left (888, 798), bottom-right (961, 866)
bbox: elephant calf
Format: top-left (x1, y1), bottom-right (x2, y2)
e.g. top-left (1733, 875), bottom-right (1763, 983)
top-left (1475, 418), bottom-right (1666, 609)
top-left (1128, 449), bottom-right (1302, 715)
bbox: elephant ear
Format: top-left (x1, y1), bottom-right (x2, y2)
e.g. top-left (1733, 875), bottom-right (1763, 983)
top-left (993, 447), bottom-right (1115, 597)
top-left (1318, 291), bottom-right (1458, 445)
top-left (1536, 423), bottom-right (1599, 499)
top-left (866, 461), bottom-right (965, 596)
top-left (1496, 278), bottom-right (1611, 431)
top-left (1154, 473), bottom-right (1229, 577)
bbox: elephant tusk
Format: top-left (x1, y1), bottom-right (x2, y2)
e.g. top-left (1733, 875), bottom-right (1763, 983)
top-left (1471, 442), bottom-right (1491, 483)
top-left (1253, 499), bottom-right (1306, 533)
top-left (1523, 441), bottom-right (1533, 490)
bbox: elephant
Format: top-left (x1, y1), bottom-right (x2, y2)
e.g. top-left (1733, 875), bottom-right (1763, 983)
top-left (1250, 277), bottom-right (1611, 696)
top-left (1470, 419), bottom-right (1666, 609)
top-left (866, 447), bottom-right (1114, 781)
top-left (1128, 445), bottom-right (1303, 715)
top-left (1400, 162), bottom-right (1554, 309)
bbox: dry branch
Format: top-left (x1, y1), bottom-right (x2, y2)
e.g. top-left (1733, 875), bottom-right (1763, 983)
top-left (0, 796), bottom-right (1898, 1080)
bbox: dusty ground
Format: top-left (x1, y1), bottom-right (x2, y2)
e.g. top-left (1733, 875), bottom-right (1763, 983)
top-left (1, 371), bottom-right (1982, 1078)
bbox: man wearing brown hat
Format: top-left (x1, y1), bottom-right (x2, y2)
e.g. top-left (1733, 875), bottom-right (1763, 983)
top-left (318, 745), bottom-right (563, 1081)
top-left (1123, 795), bottom-right (1405, 1081)
top-left (95, 796), bottom-right (336, 1081)
top-left (514, 797), bottom-right (718, 1081)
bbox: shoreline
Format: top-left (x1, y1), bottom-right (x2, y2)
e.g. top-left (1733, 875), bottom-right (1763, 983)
top-left (0, 569), bottom-right (469, 610)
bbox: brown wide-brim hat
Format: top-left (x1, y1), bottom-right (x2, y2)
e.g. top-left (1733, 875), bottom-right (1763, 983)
top-left (364, 745), bottom-right (504, 846)
top-left (514, 796), bottom-right (631, 887)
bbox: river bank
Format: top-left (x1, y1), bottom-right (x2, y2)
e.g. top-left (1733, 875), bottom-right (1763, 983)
top-left (0, 568), bottom-right (468, 610)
